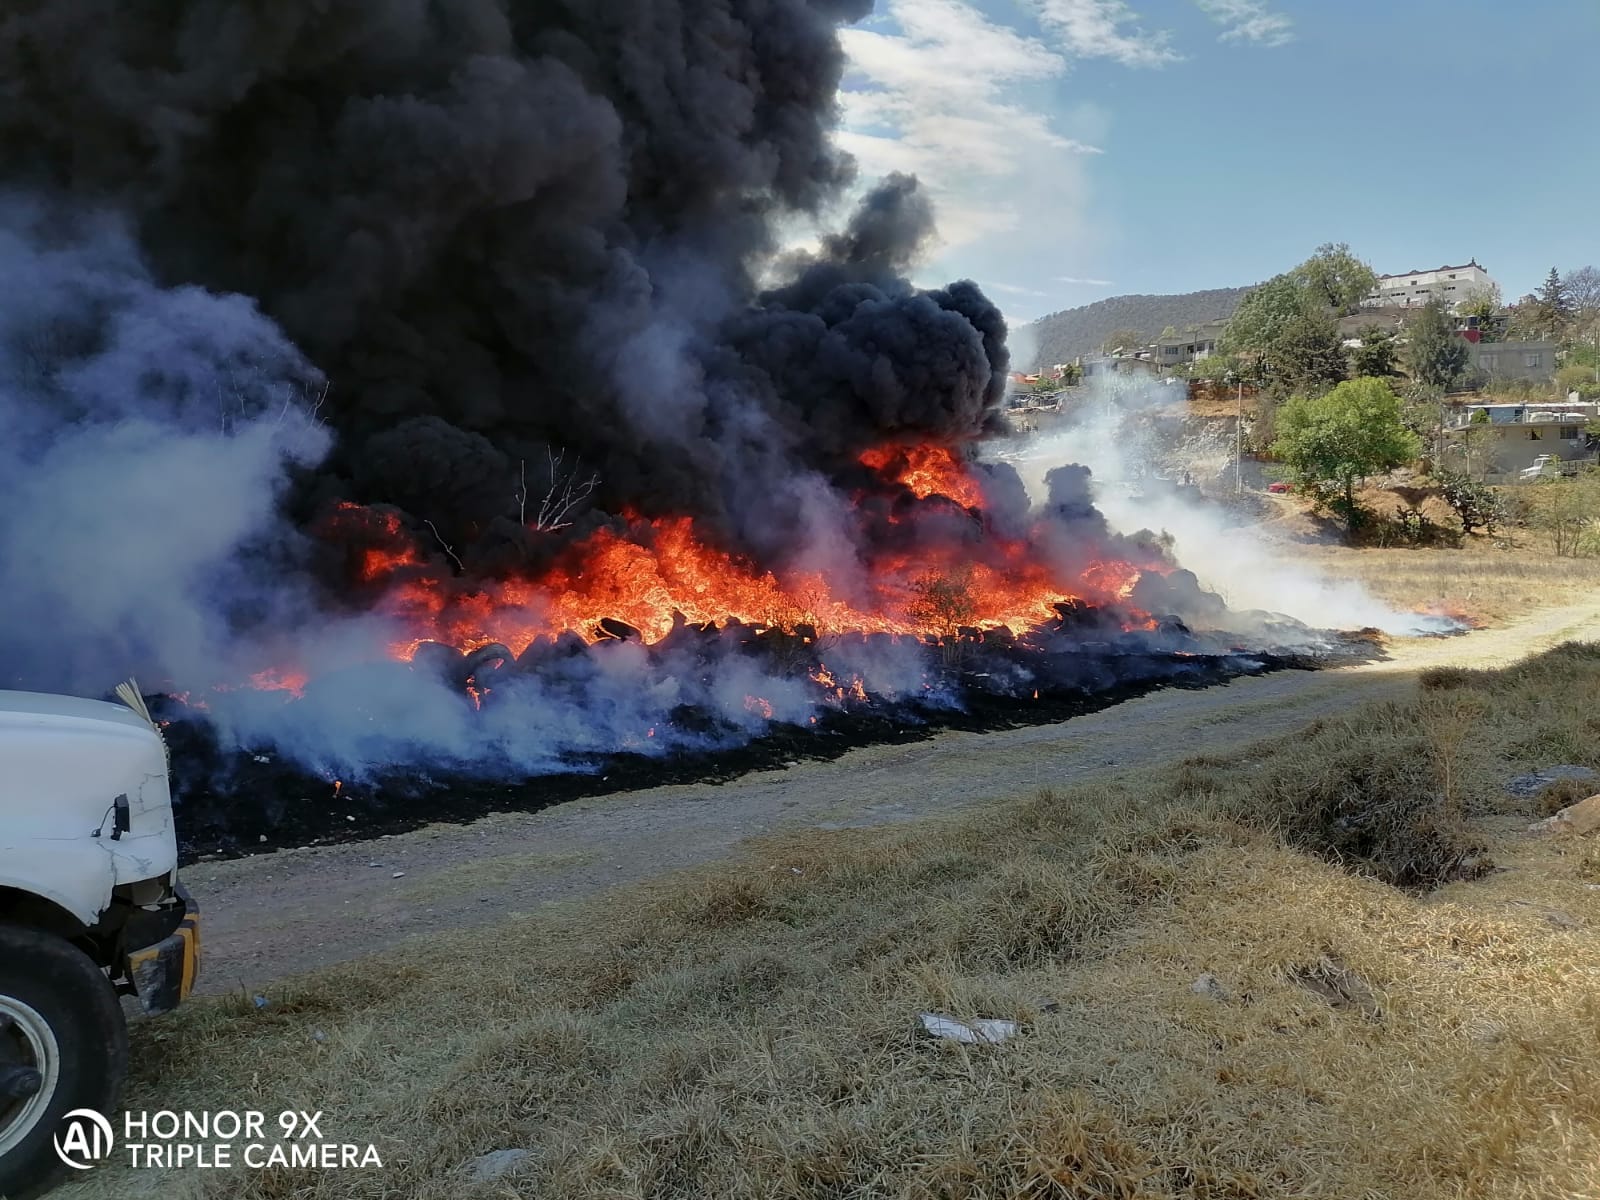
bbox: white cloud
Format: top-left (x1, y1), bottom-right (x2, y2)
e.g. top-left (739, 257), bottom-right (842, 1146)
top-left (838, 0), bottom-right (1098, 248)
top-left (830, 0), bottom-right (1213, 318)
top-left (1026, 0), bottom-right (1180, 67)
top-left (1196, 0), bottom-right (1294, 46)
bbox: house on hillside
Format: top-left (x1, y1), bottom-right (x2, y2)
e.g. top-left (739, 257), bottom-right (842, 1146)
top-left (1470, 341), bottom-right (1558, 385)
top-left (1078, 353), bottom-right (1158, 381)
top-left (1440, 402), bottom-right (1598, 480)
top-left (1361, 260), bottom-right (1497, 311)
top-left (1152, 320), bottom-right (1229, 369)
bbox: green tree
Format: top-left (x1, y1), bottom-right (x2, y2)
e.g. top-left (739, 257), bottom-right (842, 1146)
top-left (1222, 274), bottom-right (1306, 358)
top-left (1555, 364), bottom-right (1600, 399)
top-left (1405, 298), bottom-right (1470, 390)
top-left (1291, 242), bottom-right (1379, 315)
top-left (1538, 266), bottom-right (1571, 317)
top-left (1223, 245), bottom-right (1376, 397)
top-left (1350, 324), bottom-right (1398, 377)
top-left (1458, 283), bottom-right (1502, 340)
top-left (1529, 266), bottom-right (1573, 341)
top-left (1269, 310), bottom-right (1347, 396)
top-left (1271, 377), bottom-right (1423, 528)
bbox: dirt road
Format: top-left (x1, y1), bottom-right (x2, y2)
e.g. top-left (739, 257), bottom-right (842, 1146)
top-left (189, 599), bottom-right (1600, 995)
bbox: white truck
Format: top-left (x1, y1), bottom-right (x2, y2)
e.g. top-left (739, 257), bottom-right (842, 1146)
top-left (0, 685), bottom-right (198, 1199)
top-left (1519, 454), bottom-right (1579, 482)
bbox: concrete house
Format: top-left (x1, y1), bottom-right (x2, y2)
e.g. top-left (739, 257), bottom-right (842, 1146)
top-left (1361, 260), bottom-right (1497, 311)
top-left (1152, 320), bottom-right (1229, 369)
top-left (1078, 353), bottom-right (1158, 381)
top-left (1470, 341), bottom-right (1558, 385)
top-left (1440, 402), bottom-right (1598, 480)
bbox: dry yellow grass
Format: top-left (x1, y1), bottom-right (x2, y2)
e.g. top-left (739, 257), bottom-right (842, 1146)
top-left (1296, 538), bottom-right (1600, 625)
top-left (388, 849), bottom-right (600, 904)
top-left (59, 644), bottom-right (1600, 1200)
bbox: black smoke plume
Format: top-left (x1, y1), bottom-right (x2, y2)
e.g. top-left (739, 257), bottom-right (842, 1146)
top-left (1, 0), bottom-right (1331, 792)
top-left (0, 0), bottom-right (1003, 578)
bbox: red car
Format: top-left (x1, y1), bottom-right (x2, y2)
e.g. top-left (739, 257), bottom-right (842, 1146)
top-left (1267, 481), bottom-right (1291, 494)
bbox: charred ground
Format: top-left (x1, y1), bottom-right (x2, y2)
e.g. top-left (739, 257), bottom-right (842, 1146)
top-left (160, 641), bottom-right (1368, 863)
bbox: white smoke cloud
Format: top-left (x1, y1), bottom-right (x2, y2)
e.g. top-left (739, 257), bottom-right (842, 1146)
top-left (988, 374), bottom-right (1455, 636)
top-left (0, 195), bottom-right (335, 695)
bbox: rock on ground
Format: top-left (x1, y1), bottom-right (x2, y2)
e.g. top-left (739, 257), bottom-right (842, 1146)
top-left (1528, 793), bottom-right (1600, 836)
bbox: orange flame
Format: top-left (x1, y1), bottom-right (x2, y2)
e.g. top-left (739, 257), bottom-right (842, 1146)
top-left (859, 444), bottom-right (984, 508)
top-left (251, 440), bottom-right (1160, 684)
top-left (359, 509), bottom-right (1132, 661)
top-left (249, 668), bottom-right (309, 698)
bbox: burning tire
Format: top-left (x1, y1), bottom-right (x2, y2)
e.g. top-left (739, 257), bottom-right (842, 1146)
top-left (0, 925), bottom-right (128, 1200)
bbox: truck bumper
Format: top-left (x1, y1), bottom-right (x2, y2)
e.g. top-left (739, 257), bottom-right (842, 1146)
top-left (126, 884), bottom-right (200, 1015)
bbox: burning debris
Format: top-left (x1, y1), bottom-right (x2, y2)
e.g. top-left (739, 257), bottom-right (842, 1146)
top-left (0, 1), bottom-right (1393, 806)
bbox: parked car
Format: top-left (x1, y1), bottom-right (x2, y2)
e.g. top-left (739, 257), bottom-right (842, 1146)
top-left (1267, 481), bottom-right (1292, 494)
top-left (0, 683), bottom-right (199, 1199)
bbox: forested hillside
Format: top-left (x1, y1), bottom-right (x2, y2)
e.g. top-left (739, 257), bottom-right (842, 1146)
top-left (1021, 285), bottom-right (1254, 367)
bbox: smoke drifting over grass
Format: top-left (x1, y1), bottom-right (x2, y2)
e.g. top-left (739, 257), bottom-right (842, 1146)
top-left (992, 375), bottom-right (1458, 636)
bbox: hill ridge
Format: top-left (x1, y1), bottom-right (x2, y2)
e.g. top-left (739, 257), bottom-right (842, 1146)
top-left (1020, 284), bottom-right (1257, 369)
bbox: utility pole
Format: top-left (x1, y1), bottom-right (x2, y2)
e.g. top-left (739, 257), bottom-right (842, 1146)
top-left (1233, 373), bottom-right (1244, 493)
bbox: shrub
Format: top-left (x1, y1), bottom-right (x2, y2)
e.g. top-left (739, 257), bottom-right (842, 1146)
top-left (1526, 476), bottom-right (1600, 557)
top-left (1436, 470), bottom-right (1508, 534)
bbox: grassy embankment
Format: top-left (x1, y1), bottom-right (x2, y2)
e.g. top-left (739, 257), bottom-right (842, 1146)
top-left (78, 635), bottom-right (1600, 1200)
top-left (1298, 538), bottom-right (1600, 625)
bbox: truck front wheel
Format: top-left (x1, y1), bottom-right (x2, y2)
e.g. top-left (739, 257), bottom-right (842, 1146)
top-left (0, 924), bottom-right (128, 1200)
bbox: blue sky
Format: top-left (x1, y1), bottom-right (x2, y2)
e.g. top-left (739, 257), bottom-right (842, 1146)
top-left (834, 0), bottom-right (1599, 324)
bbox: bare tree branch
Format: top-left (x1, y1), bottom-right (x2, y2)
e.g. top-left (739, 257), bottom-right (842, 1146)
top-left (423, 520), bottom-right (463, 572)
top-left (528, 448), bottom-right (600, 532)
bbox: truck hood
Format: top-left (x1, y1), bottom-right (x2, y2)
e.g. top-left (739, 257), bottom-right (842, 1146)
top-left (0, 689), bottom-right (179, 925)
top-left (0, 689), bottom-right (160, 736)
